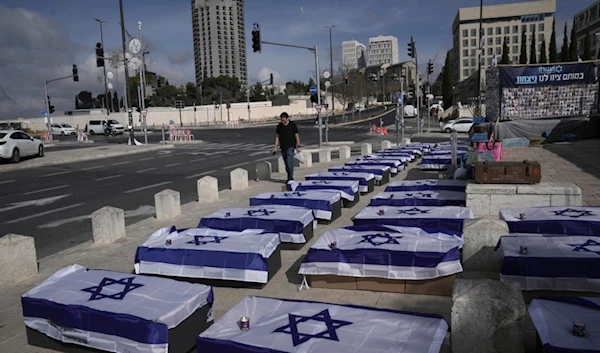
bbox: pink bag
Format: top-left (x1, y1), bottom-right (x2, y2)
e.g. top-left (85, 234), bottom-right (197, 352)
top-left (476, 141), bottom-right (503, 161)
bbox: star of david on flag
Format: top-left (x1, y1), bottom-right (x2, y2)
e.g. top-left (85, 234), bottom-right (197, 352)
top-left (404, 192), bottom-right (434, 198)
top-left (358, 233), bottom-right (403, 246)
top-left (187, 235), bottom-right (228, 245)
top-left (81, 277), bottom-right (144, 301)
top-left (552, 208), bottom-right (594, 218)
top-left (312, 180), bottom-right (332, 185)
top-left (332, 172), bottom-right (350, 176)
top-left (246, 209), bottom-right (275, 216)
top-left (272, 309), bottom-right (352, 346)
top-left (397, 207), bottom-right (431, 215)
top-left (567, 239), bottom-right (600, 255)
top-left (284, 192), bottom-right (306, 197)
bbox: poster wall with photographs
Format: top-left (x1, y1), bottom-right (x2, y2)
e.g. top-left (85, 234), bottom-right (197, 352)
top-left (498, 62), bottom-right (598, 120)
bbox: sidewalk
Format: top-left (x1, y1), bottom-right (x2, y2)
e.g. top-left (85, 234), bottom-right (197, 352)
top-left (0, 144), bottom-right (174, 173)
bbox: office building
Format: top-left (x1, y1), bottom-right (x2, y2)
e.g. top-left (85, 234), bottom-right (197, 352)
top-left (342, 40), bottom-right (367, 70)
top-left (368, 35), bottom-right (399, 66)
top-left (452, 0), bottom-right (556, 84)
top-left (574, 1), bottom-right (600, 58)
top-left (191, 0), bottom-right (247, 87)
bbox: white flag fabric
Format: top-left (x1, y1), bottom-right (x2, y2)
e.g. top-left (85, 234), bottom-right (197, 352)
top-left (135, 227), bottom-right (280, 283)
top-left (288, 180), bottom-right (359, 202)
top-left (429, 150), bottom-right (466, 156)
top-left (375, 152), bottom-right (417, 161)
top-left (386, 179), bottom-right (467, 192)
top-left (383, 147), bottom-right (422, 156)
top-left (369, 191), bottom-right (466, 207)
top-left (349, 160), bottom-right (403, 174)
top-left (197, 296), bottom-right (448, 353)
top-left (500, 207), bottom-right (600, 235)
top-left (353, 206), bottom-right (474, 233)
top-left (529, 297), bottom-right (600, 352)
top-left (305, 172), bottom-right (375, 193)
top-left (328, 165), bottom-right (390, 181)
top-left (22, 264), bottom-right (213, 353)
top-left (497, 235), bottom-right (600, 292)
top-left (199, 206), bottom-right (315, 243)
top-left (299, 225), bottom-right (463, 280)
top-left (366, 153), bottom-right (413, 162)
top-left (250, 191), bottom-right (341, 220)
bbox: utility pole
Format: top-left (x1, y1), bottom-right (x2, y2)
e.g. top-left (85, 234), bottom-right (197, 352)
top-left (44, 66), bottom-right (80, 142)
top-left (119, 0), bottom-right (135, 144)
top-left (95, 18), bottom-right (109, 119)
top-left (476, 0), bottom-right (483, 112)
top-left (138, 21), bottom-right (148, 144)
top-left (325, 25), bottom-right (336, 114)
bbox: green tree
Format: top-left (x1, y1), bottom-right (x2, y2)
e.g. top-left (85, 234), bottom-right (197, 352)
top-left (583, 32), bottom-right (591, 60)
top-left (561, 21), bottom-right (569, 62)
top-left (148, 85), bottom-right (183, 107)
top-left (569, 19), bottom-right (577, 61)
top-left (441, 49), bottom-right (453, 109)
top-left (74, 96), bottom-right (79, 110)
top-left (520, 28), bottom-right (528, 64)
top-left (540, 39), bottom-right (548, 63)
top-left (249, 83), bottom-right (266, 101)
top-left (112, 91), bottom-right (119, 112)
top-left (284, 80), bottom-right (309, 95)
top-left (500, 37), bottom-right (510, 64)
top-left (549, 18), bottom-right (558, 62)
top-left (76, 91), bottom-right (93, 109)
top-left (184, 82), bottom-right (198, 105)
top-left (530, 27), bottom-right (538, 64)
top-left (202, 75), bottom-right (243, 103)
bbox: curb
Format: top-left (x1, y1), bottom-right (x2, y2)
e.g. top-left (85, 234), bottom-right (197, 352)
top-left (0, 145), bottom-right (175, 173)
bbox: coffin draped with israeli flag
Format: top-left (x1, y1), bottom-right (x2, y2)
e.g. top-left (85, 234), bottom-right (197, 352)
top-left (22, 264), bottom-right (214, 353)
top-left (328, 164), bottom-right (390, 180)
top-left (429, 150), bottom-right (466, 156)
top-left (353, 206), bottom-right (474, 233)
top-left (420, 155), bottom-right (460, 170)
top-left (299, 225), bottom-right (463, 280)
top-left (385, 179), bottom-right (467, 192)
top-left (497, 235), bottom-right (600, 292)
top-left (197, 296), bottom-right (449, 353)
top-left (369, 190), bottom-right (466, 207)
top-left (366, 153), bottom-right (413, 163)
top-left (529, 297), bottom-right (600, 352)
top-left (348, 160), bottom-right (403, 174)
top-left (250, 191), bottom-right (341, 221)
top-left (134, 227), bottom-right (281, 284)
top-left (384, 147), bottom-right (422, 156)
top-left (305, 172), bottom-right (375, 193)
top-left (198, 206), bottom-right (315, 244)
top-left (500, 206), bottom-right (600, 235)
top-left (287, 180), bottom-right (359, 202)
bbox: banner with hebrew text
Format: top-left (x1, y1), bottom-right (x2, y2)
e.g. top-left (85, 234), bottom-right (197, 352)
top-left (499, 63), bottom-right (596, 88)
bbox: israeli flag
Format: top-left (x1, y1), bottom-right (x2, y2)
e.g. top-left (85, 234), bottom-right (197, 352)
top-left (199, 206), bottom-right (315, 243)
top-left (22, 264), bottom-right (213, 353)
top-left (384, 147), bottom-right (422, 156)
top-left (369, 191), bottom-right (466, 207)
top-left (500, 206), bottom-right (600, 235)
top-left (372, 152), bottom-right (415, 162)
top-left (386, 179), bottom-right (467, 192)
top-left (288, 180), bottom-right (359, 202)
top-left (360, 155), bottom-right (411, 164)
top-left (529, 297), bottom-right (600, 353)
top-left (353, 206), bottom-right (474, 233)
top-left (198, 296), bottom-right (449, 353)
top-left (497, 235), bottom-right (600, 292)
top-left (328, 165), bottom-right (390, 180)
top-left (299, 225), bottom-right (463, 280)
top-left (349, 160), bottom-right (404, 173)
top-left (250, 191), bottom-right (341, 220)
top-left (135, 227), bottom-right (280, 283)
top-left (305, 172), bottom-right (375, 193)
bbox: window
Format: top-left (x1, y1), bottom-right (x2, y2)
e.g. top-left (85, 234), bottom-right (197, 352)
top-left (487, 38), bottom-right (493, 45)
top-left (471, 49), bottom-right (477, 56)
top-left (463, 29), bottom-right (468, 37)
top-left (472, 39), bottom-right (477, 46)
top-left (496, 47), bottom-right (502, 54)
top-left (487, 58), bottom-right (492, 65)
top-left (504, 26), bottom-right (510, 34)
top-left (513, 25), bottom-right (519, 33)
top-left (487, 27), bottom-right (493, 35)
top-left (539, 23), bottom-right (545, 31)
top-left (496, 37), bottom-right (502, 45)
top-left (513, 55), bottom-right (518, 62)
top-left (463, 59), bottom-right (469, 67)
top-left (522, 25), bottom-right (526, 32)
top-left (471, 29), bottom-right (477, 36)
top-left (496, 27), bottom-right (501, 35)
top-left (471, 58), bottom-right (476, 66)
top-left (530, 24), bottom-right (535, 32)
top-left (513, 35), bottom-right (518, 43)
top-left (506, 36), bottom-right (510, 44)
top-left (539, 34), bottom-right (544, 42)
top-left (513, 45), bottom-right (518, 53)
top-left (488, 47), bottom-right (493, 55)
top-left (463, 49), bottom-right (469, 57)
top-left (463, 69), bottom-right (469, 77)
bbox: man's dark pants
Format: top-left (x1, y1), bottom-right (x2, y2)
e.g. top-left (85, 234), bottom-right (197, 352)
top-left (281, 147), bottom-right (295, 181)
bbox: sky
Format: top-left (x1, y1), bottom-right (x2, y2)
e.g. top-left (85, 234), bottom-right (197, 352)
top-left (0, 0), bottom-right (595, 117)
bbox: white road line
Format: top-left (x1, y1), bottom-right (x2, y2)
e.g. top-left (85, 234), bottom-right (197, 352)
top-left (165, 162), bottom-right (182, 167)
top-left (139, 157), bottom-right (155, 161)
top-left (185, 169), bottom-right (217, 179)
top-left (137, 167), bottom-right (157, 173)
top-left (124, 181), bottom-right (172, 194)
top-left (97, 174), bottom-right (123, 181)
top-left (221, 161), bottom-right (250, 170)
top-left (43, 170), bottom-right (71, 177)
top-left (254, 156), bottom-right (278, 162)
top-left (157, 154), bottom-right (170, 158)
top-left (0, 180), bottom-right (15, 185)
top-left (190, 158), bottom-right (206, 162)
top-left (112, 161), bottom-right (129, 165)
top-left (5, 203), bottom-right (83, 224)
top-left (82, 165), bottom-right (105, 171)
top-left (249, 151), bottom-right (270, 156)
top-left (24, 185), bottom-right (69, 195)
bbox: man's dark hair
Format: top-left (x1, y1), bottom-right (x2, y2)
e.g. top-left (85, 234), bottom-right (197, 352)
top-left (280, 112), bottom-right (289, 119)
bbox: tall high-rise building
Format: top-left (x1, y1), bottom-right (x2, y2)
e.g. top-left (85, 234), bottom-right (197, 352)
top-left (191, 0), bottom-right (247, 87)
top-left (368, 35), bottom-right (399, 66)
top-left (452, 0), bottom-right (556, 84)
top-left (342, 40), bottom-right (366, 70)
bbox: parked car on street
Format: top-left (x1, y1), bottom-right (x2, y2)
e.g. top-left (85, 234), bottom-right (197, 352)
top-left (51, 123), bottom-right (76, 135)
top-left (85, 119), bottom-right (125, 135)
top-left (404, 105), bottom-right (416, 118)
top-left (0, 130), bottom-right (44, 163)
top-left (441, 117), bottom-right (473, 133)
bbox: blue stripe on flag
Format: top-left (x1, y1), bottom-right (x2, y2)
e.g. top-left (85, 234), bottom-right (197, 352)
top-left (385, 185), bottom-right (466, 192)
top-left (294, 184), bottom-right (355, 195)
top-left (199, 217), bottom-right (304, 234)
top-left (304, 248), bottom-right (461, 268)
top-left (501, 256), bottom-right (600, 279)
top-left (329, 168), bottom-right (384, 176)
top-left (368, 198), bottom-right (464, 207)
top-left (249, 198), bottom-right (331, 212)
top-left (136, 247), bottom-right (269, 271)
top-left (305, 175), bottom-right (368, 186)
top-left (352, 218), bottom-right (465, 232)
top-left (506, 220), bottom-right (600, 236)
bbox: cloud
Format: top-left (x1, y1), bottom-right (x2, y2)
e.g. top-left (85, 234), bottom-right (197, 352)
top-left (250, 66), bottom-right (286, 85)
top-left (168, 50), bottom-right (193, 65)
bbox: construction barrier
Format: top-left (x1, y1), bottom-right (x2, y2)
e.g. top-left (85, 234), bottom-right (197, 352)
top-left (77, 130), bottom-right (88, 142)
top-left (371, 124), bottom-right (388, 135)
top-left (169, 128), bottom-right (195, 141)
top-left (40, 131), bottom-right (50, 141)
top-left (226, 120), bottom-right (240, 128)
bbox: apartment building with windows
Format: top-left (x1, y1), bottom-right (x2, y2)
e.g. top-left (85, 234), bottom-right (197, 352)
top-left (191, 0), bottom-right (247, 87)
top-left (452, 0), bottom-right (556, 85)
top-left (574, 1), bottom-right (600, 59)
top-left (368, 35), bottom-right (399, 66)
top-left (342, 40), bottom-right (367, 70)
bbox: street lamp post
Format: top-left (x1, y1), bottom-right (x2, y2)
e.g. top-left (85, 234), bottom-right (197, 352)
top-left (325, 25), bottom-right (336, 114)
top-left (138, 21), bottom-right (148, 144)
top-left (119, 0), bottom-right (135, 144)
top-left (95, 18), bottom-right (109, 119)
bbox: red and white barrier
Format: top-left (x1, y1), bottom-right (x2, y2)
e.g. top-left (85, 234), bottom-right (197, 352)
top-left (77, 130), bottom-right (88, 142)
top-left (169, 128), bottom-right (195, 141)
top-left (226, 120), bottom-right (240, 128)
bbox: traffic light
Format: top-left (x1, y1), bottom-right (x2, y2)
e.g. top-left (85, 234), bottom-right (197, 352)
top-left (269, 73), bottom-right (273, 85)
top-left (47, 96), bottom-right (55, 114)
top-left (95, 42), bottom-right (104, 67)
top-left (251, 29), bottom-right (261, 53)
top-left (310, 94), bottom-right (318, 104)
top-left (407, 37), bottom-right (415, 58)
top-left (409, 84), bottom-right (415, 97)
top-left (344, 75), bottom-right (349, 85)
top-left (427, 61), bottom-right (434, 75)
top-left (72, 64), bottom-right (79, 82)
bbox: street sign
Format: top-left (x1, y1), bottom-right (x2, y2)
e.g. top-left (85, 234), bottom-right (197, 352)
top-left (142, 110), bottom-right (147, 117)
top-left (324, 81), bottom-right (331, 88)
top-left (41, 110), bottom-right (47, 117)
top-left (323, 71), bottom-right (331, 79)
top-left (175, 100), bottom-right (185, 109)
top-left (309, 86), bottom-right (317, 94)
top-left (315, 105), bottom-right (323, 113)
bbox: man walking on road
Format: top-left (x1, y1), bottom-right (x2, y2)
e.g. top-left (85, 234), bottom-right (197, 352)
top-left (272, 112), bottom-right (301, 181)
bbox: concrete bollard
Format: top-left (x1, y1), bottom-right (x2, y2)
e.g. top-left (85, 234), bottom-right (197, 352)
top-left (91, 206), bottom-right (126, 244)
top-left (318, 149), bottom-right (331, 163)
top-left (339, 146), bottom-right (352, 159)
top-left (256, 161), bottom-right (272, 181)
top-left (154, 189), bottom-right (181, 220)
top-left (0, 234), bottom-right (38, 285)
top-left (361, 143), bottom-right (372, 156)
top-left (230, 168), bottom-right (249, 190)
top-left (277, 156), bottom-right (286, 173)
top-left (197, 176), bottom-right (219, 203)
top-left (462, 217), bottom-right (509, 272)
top-left (452, 279), bottom-right (526, 353)
top-left (299, 151), bottom-right (313, 168)
top-left (381, 140), bottom-right (392, 151)
top-left (401, 137), bottom-right (411, 145)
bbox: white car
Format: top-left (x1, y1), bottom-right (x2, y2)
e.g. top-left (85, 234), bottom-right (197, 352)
top-left (86, 119), bottom-right (125, 135)
top-left (404, 105), bottom-right (416, 118)
top-left (0, 130), bottom-right (44, 163)
top-left (441, 118), bottom-right (473, 133)
top-left (51, 123), bottom-right (76, 135)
